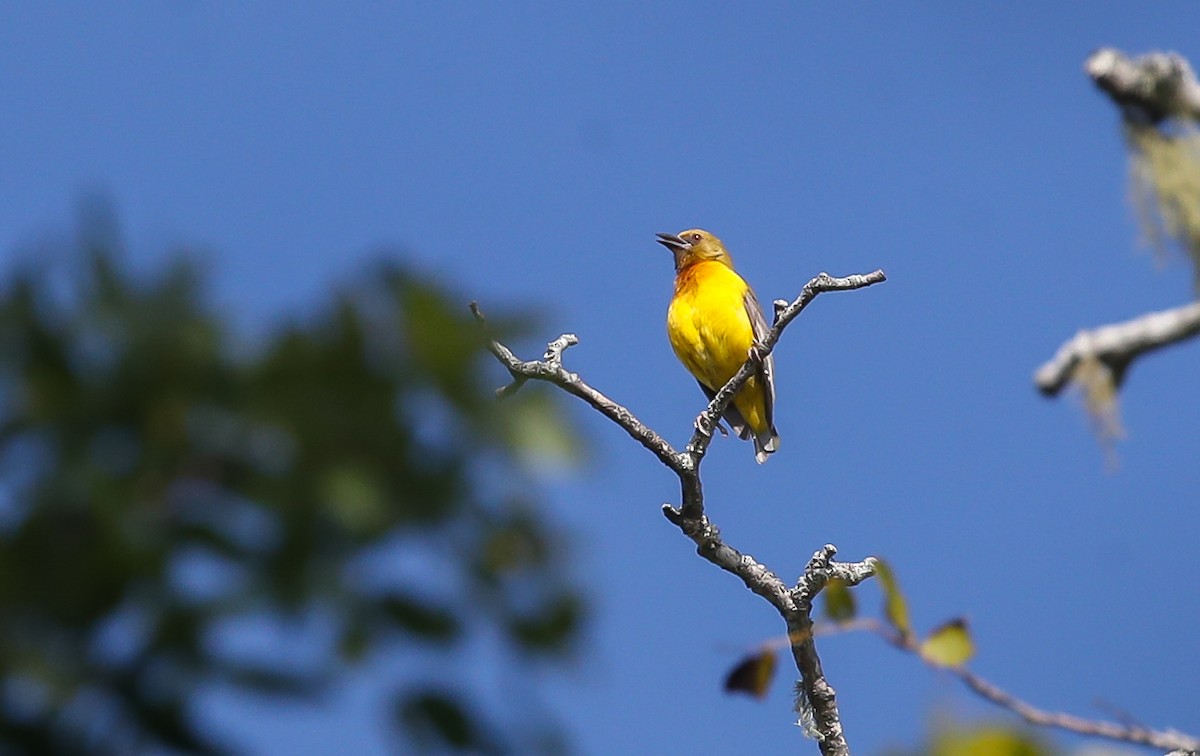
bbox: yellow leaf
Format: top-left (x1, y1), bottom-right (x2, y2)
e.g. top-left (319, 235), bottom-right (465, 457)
top-left (921, 617), bottom-right (975, 668)
top-left (823, 578), bottom-right (856, 623)
top-left (872, 558), bottom-right (913, 641)
top-left (723, 647), bottom-right (777, 699)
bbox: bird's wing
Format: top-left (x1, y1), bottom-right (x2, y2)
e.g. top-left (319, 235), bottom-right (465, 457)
top-left (742, 287), bottom-right (776, 429)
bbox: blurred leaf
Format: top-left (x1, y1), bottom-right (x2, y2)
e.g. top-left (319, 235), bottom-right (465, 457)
top-left (214, 661), bottom-right (326, 698)
top-left (393, 273), bottom-right (487, 407)
top-left (920, 617), bottom-right (975, 668)
top-left (822, 577), bottom-right (856, 623)
top-left (723, 647), bottom-right (777, 699)
top-left (318, 464), bottom-right (387, 537)
top-left (507, 594), bottom-right (582, 654)
top-left (398, 690), bottom-right (495, 753)
top-left (126, 696), bottom-right (225, 755)
top-left (873, 558), bottom-right (913, 641)
top-left (499, 391), bottom-right (583, 476)
top-left (379, 595), bottom-right (461, 643)
top-left (338, 619), bottom-right (371, 662)
top-left (475, 508), bottom-right (550, 580)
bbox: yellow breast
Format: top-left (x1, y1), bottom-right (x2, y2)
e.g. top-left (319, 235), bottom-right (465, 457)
top-left (666, 260), bottom-right (755, 392)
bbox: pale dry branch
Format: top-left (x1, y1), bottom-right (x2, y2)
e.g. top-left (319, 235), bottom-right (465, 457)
top-left (1086, 48), bottom-right (1200, 124)
top-left (471, 268), bottom-right (885, 756)
top-left (1034, 301), bottom-right (1200, 396)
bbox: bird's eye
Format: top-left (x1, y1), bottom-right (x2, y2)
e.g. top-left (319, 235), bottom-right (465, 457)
top-left (691, 233), bottom-right (702, 242)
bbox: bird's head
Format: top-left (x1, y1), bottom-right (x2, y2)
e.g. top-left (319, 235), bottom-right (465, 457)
top-left (655, 229), bottom-right (733, 273)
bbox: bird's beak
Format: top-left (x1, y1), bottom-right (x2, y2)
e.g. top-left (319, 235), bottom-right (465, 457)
top-left (655, 232), bottom-right (689, 252)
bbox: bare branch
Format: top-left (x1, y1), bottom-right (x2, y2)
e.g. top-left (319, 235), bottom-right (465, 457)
top-left (1086, 47), bottom-right (1200, 124)
top-left (661, 505), bottom-right (792, 613)
top-left (1034, 301), bottom-right (1200, 396)
top-left (472, 267), bottom-right (885, 756)
top-left (470, 301), bottom-right (683, 470)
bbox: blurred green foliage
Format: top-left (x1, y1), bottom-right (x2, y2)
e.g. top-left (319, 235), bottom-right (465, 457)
top-left (888, 722), bottom-right (1057, 756)
top-left (0, 204), bottom-right (583, 753)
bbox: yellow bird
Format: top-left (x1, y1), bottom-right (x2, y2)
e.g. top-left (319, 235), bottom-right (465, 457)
top-left (657, 229), bottom-right (779, 463)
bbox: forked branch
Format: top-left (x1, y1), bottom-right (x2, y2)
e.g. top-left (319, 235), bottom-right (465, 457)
top-left (472, 268), bottom-right (885, 756)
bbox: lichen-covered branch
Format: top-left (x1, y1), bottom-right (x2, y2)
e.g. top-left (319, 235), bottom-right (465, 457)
top-left (1037, 49), bottom-right (1200, 414)
top-left (472, 268), bottom-right (886, 756)
top-left (1086, 48), bottom-right (1200, 124)
top-left (1034, 301), bottom-right (1200, 396)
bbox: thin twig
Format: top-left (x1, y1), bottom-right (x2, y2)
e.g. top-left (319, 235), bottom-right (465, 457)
top-left (954, 670), bottom-right (1199, 753)
top-left (470, 302), bottom-right (682, 469)
top-left (826, 617), bottom-right (1200, 754)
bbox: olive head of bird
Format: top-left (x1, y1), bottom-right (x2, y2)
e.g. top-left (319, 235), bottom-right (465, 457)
top-left (655, 228), bottom-right (733, 273)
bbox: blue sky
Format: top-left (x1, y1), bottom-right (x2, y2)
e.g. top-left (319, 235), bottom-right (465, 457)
top-left (3, 3), bottom-right (1199, 753)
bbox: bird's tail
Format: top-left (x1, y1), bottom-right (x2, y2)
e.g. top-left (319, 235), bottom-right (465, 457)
top-left (753, 426), bottom-right (780, 465)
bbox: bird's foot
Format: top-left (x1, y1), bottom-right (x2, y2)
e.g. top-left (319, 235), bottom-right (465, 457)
top-left (692, 415), bottom-right (729, 443)
top-left (748, 342), bottom-right (766, 365)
